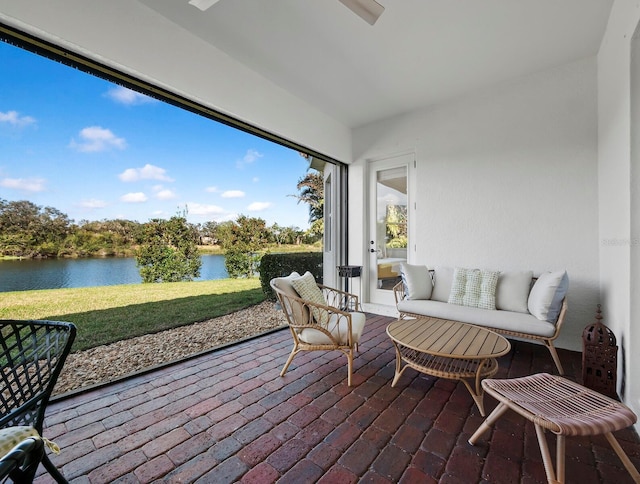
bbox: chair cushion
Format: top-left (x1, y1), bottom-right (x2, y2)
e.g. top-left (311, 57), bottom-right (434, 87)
top-left (299, 312), bottom-right (366, 346)
top-left (291, 271), bottom-right (329, 324)
top-left (528, 270), bottom-right (569, 322)
top-left (400, 263), bottom-right (432, 300)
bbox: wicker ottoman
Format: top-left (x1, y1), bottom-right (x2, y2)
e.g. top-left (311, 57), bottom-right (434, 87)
top-left (468, 373), bottom-right (640, 483)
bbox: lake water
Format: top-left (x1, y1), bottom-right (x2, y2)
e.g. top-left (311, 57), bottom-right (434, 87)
top-left (0, 255), bottom-right (228, 292)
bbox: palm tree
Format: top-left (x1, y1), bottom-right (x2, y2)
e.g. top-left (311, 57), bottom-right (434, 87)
top-left (294, 171), bottom-right (324, 223)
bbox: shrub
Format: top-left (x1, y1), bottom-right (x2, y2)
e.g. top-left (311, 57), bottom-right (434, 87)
top-left (259, 252), bottom-right (323, 300)
top-left (225, 249), bottom-right (261, 278)
top-left (136, 215), bottom-right (201, 283)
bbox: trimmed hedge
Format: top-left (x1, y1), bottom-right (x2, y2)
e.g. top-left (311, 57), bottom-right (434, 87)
top-left (259, 252), bottom-right (323, 300)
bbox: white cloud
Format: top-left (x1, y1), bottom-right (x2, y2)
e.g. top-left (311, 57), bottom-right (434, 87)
top-left (105, 86), bottom-right (156, 105)
top-left (217, 213), bottom-right (238, 222)
top-left (156, 189), bottom-right (177, 200)
top-left (69, 126), bottom-right (126, 153)
top-left (121, 192), bottom-right (148, 203)
top-left (187, 203), bottom-right (225, 216)
top-left (205, 186), bottom-right (218, 193)
top-left (79, 199), bottom-right (107, 209)
top-left (247, 201), bottom-right (272, 211)
top-left (119, 164), bottom-right (173, 182)
top-left (0, 177), bottom-right (46, 192)
top-left (221, 190), bottom-right (245, 198)
top-left (237, 149), bottom-right (263, 168)
top-left (0, 110), bottom-right (36, 128)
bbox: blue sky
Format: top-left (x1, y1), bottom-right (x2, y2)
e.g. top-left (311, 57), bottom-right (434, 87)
top-left (0, 41), bottom-right (313, 229)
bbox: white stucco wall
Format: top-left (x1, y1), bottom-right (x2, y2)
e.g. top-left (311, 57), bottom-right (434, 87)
top-left (350, 57), bottom-right (600, 353)
top-left (0, 0), bottom-right (351, 162)
top-left (598, 0), bottom-right (640, 421)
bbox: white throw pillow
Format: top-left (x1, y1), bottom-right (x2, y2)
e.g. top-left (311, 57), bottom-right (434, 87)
top-left (271, 272), bottom-right (302, 300)
top-left (431, 266), bottom-right (454, 302)
top-left (495, 270), bottom-right (533, 313)
top-left (400, 263), bottom-right (432, 300)
top-left (448, 267), bottom-right (499, 309)
top-left (528, 270), bottom-right (569, 322)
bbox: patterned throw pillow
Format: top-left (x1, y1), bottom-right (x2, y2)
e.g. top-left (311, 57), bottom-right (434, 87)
top-left (0, 426), bottom-right (60, 458)
top-left (291, 272), bottom-right (329, 325)
top-left (448, 268), bottom-right (499, 310)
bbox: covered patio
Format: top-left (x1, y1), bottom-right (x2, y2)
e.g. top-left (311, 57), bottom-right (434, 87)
top-left (41, 314), bottom-right (639, 483)
top-left (1, 1), bottom-right (640, 481)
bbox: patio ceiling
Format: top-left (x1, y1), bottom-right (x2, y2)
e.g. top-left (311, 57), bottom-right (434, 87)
top-left (139, 0), bottom-right (613, 128)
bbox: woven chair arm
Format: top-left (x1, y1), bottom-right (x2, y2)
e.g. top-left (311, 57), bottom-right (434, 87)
top-left (276, 291), bottom-right (355, 346)
top-left (393, 281), bottom-right (406, 304)
top-left (551, 299), bottom-right (568, 338)
top-left (287, 321), bottom-right (337, 346)
top-left (318, 284), bottom-right (359, 311)
top-left (287, 293), bottom-right (353, 321)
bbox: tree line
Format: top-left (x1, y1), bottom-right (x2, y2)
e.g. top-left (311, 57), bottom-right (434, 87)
top-left (0, 198), bottom-right (320, 259)
top-left (1, 170), bottom-right (324, 282)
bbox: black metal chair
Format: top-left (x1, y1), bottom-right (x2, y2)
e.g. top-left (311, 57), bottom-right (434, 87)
top-left (0, 320), bottom-right (76, 483)
top-left (0, 437), bottom-right (45, 483)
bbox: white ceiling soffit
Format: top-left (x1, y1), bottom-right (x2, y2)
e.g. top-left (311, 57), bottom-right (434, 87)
top-left (188, 0), bottom-right (221, 12)
top-left (140, 0), bottom-right (613, 128)
top-left (338, 0), bottom-right (385, 26)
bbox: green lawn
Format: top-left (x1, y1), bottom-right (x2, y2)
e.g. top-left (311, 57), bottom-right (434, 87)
top-left (0, 278), bottom-right (266, 352)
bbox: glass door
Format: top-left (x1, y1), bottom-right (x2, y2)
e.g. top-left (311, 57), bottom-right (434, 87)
top-left (368, 155), bottom-right (411, 305)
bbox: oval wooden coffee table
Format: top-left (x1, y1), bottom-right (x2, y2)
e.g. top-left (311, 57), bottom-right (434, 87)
top-left (387, 317), bottom-right (511, 416)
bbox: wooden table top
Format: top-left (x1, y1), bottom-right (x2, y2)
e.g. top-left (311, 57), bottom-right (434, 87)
top-left (387, 317), bottom-right (511, 359)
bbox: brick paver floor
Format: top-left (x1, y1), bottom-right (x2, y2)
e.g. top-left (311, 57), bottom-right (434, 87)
top-left (35, 314), bottom-right (640, 483)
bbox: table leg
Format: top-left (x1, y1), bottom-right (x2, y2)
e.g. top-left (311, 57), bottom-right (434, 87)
top-left (459, 358), bottom-right (496, 416)
top-left (391, 341), bottom-right (404, 387)
top-left (460, 378), bottom-right (487, 416)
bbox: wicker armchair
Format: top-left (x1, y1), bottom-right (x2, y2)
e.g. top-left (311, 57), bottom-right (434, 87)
top-left (0, 320), bottom-right (76, 483)
top-left (271, 273), bottom-right (366, 386)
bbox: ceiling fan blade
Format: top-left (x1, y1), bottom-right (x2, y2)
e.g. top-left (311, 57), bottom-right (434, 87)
top-left (338, 0), bottom-right (385, 25)
top-left (188, 0), bottom-right (221, 12)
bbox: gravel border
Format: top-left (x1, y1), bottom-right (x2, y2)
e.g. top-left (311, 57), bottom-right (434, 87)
top-left (54, 301), bottom-right (287, 395)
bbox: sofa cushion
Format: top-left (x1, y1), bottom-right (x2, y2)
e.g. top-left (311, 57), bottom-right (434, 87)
top-left (400, 263), bottom-right (432, 300)
top-left (528, 270), bottom-right (569, 322)
top-left (397, 299), bottom-right (557, 337)
top-left (431, 266), bottom-right (454, 302)
top-left (495, 270), bottom-right (533, 313)
top-left (448, 267), bottom-right (499, 309)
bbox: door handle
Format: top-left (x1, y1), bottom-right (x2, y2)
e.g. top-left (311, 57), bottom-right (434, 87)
top-left (370, 248), bottom-right (376, 253)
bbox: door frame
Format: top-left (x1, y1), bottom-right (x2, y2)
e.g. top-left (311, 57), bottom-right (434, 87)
top-left (365, 151), bottom-right (416, 306)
